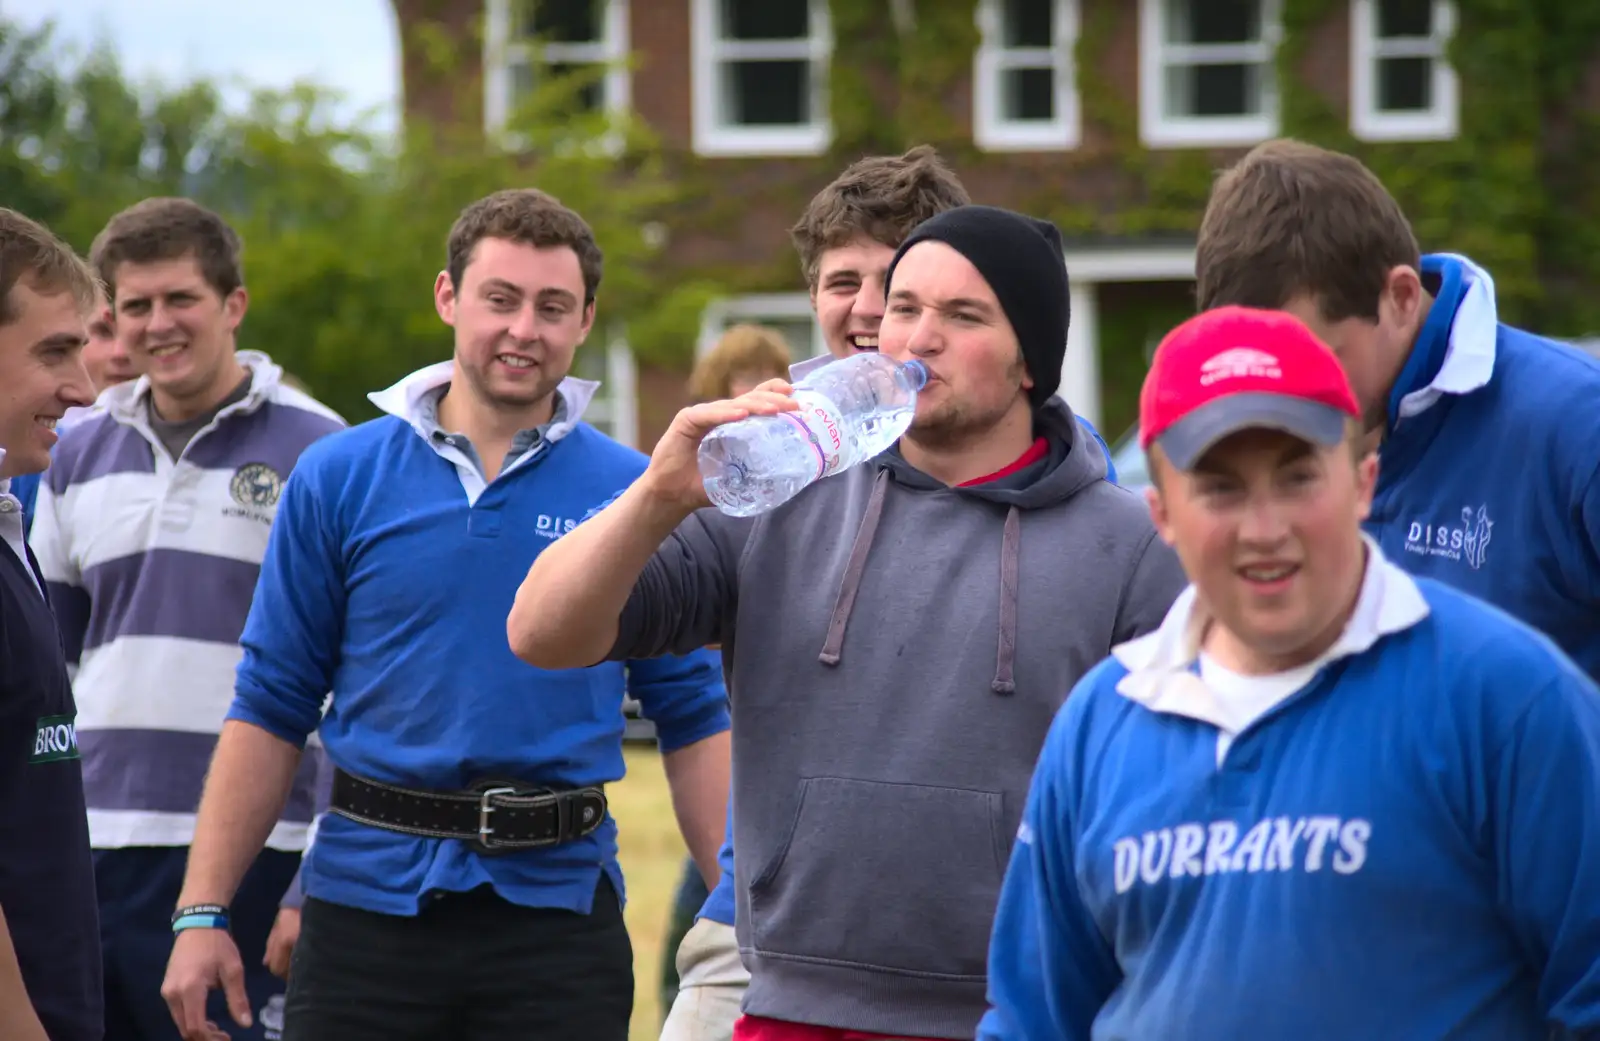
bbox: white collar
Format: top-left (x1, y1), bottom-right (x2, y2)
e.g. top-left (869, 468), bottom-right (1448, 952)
top-left (100, 349), bottom-right (282, 422)
top-left (1397, 254), bottom-right (1498, 421)
top-left (365, 359), bottom-right (600, 444)
top-left (1110, 536), bottom-right (1429, 729)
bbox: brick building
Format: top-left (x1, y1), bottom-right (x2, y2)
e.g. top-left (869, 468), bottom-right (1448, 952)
top-left (391, 0), bottom-right (1483, 449)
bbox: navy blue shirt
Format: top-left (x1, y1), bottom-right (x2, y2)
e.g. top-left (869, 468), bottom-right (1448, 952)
top-left (0, 508), bottom-right (102, 1040)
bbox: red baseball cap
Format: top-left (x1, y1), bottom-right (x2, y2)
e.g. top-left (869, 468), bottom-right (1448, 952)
top-left (1139, 306), bottom-right (1361, 471)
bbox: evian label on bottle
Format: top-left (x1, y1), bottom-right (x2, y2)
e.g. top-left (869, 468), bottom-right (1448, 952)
top-left (784, 398), bottom-right (846, 479)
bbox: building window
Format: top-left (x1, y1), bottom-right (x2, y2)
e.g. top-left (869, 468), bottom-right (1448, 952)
top-left (1139, 0), bottom-right (1281, 148)
top-left (568, 339), bottom-right (638, 447)
top-left (483, 0), bottom-right (630, 138)
top-left (697, 294), bottom-right (825, 363)
top-left (1350, 0), bottom-right (1457, 141)
top-left (973, 0), bottom-right (1081, 151)
top-left (691, 0), bottom-right (832, 157)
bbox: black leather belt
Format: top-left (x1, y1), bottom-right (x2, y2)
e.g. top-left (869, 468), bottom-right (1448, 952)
top-left (328, 768), bottom-right (608, 855)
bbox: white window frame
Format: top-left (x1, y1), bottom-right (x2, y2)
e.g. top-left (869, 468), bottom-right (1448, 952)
top-left (696, 293), bottom-right (826, 361)
top-left (1349, 0), bottom-right (1457, 142)
top-left (482, 0), bottom-right (631, 142)
top-left (691, 0), bottom-right (833, 157)
top-left (570, 337), bottom-right (639, 447)
top-left (973, 0), bottom-right (1081, 151)
top-left (1139, 0), bottom-right (1282, 148)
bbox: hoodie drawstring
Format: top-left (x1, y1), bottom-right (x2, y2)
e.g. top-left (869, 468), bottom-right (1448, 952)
top-left (818, 470), bottom-right (1023, 697)
top-left (819, 469), bottom-right (890, 666)
top-left (992, 505), bottom-right (1020, 694)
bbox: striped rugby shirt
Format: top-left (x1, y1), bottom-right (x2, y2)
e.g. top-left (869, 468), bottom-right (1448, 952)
top-left (29, 351), bottom-right (345, 849)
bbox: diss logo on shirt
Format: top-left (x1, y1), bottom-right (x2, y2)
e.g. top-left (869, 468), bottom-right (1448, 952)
top-left (534, 514), bottom-right (579, 540)
top-left (1111, 815), bottom-right (1370, 893)
top-left (1405, 505), bottom-right (1493, 570)
top-left (29, 714), bottom-right (80, 764)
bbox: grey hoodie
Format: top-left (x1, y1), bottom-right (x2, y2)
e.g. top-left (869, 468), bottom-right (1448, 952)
top-left (609, 399), bottom-right (1186, 1038)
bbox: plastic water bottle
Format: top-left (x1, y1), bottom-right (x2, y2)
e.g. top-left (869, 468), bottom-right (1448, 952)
top-left (698, 353), bottom-right (929, 517)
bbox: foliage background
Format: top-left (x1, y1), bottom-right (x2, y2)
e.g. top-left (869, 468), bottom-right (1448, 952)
top-left (6, 1), bottom-right (1600, 437)
top-left (0, 15), bottom-right (702, 425)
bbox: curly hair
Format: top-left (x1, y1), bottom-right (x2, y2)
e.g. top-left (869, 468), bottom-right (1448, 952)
top-left (789, 145), bottom-right (971, 288)
top-left (689, 324), bottom-right (794, 402)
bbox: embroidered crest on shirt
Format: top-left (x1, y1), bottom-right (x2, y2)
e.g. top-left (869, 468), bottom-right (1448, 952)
top-left (230, 462), bottom-right (284, 508)
top-left (1405, 504), bottom-right (1493, 570)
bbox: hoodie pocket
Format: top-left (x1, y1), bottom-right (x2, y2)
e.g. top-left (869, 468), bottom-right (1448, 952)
top-left (747, 776), bottom-right (1008, 980)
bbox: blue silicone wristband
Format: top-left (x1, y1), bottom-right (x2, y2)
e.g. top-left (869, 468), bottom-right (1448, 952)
top-left (172, 912), bottom-right (230, 933)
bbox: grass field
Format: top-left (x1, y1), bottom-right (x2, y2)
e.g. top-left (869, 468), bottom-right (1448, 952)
top-left (613, 744), bottom-right (693, 1041)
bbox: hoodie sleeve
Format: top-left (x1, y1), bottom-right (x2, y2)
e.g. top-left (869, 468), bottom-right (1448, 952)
top-left (1489, 668), bottom-right (1600, 1033)
top-left (980, 681), bottom-right (1121, 1041)
top-left (609, 509), bottom-right (752, 662)
top-left (1112, 530), bottom-right (1186, 644)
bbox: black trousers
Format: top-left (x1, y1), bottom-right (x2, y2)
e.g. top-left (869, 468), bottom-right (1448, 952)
top-left (282, 876), bottom-right (633, 1041)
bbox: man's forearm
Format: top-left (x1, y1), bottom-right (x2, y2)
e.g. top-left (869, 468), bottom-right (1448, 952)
top-left (662, 730), bottom-right (732, 889)
top-left (177, 719), bottom-right (304, 908)
top-left (508, 480), bottom-right (690, 669)
top-left (0, 907), bottom-right (47, 1041)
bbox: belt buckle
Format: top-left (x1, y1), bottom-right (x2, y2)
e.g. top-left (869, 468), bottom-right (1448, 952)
top-left (476, 785), bottom-right (519, 852)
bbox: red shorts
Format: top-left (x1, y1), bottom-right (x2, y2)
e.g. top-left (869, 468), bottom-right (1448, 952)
top-left (733, 1013), bottom-right (944, 1041)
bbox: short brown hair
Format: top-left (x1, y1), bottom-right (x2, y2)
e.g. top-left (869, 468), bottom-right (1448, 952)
top-left (0, 208), bottom-right (101, 327)
top-left (90, 197), bottom-right (244, 299)
top-left (790, 145), bottom-right (971, 288)
top-left (446, 189), bottom-right (603, 303)
top-left (1195, 139), bottom-right (1421, 322)
top-left (689, 323), bottom-right (793, 402)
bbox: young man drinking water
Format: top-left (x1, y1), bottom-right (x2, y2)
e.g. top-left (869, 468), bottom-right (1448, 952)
top-left (509, 203), bottom-right (1186, 1040)
top-left (662, 144), bottom-right (976, 1041)
top-left (980, 306), bottom-right (1600, 1041)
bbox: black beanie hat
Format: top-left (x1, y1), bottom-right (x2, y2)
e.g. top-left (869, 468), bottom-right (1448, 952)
top-left (885, 204), bottom-right (1070, 409)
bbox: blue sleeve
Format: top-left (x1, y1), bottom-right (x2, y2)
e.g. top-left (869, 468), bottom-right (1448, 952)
top-left (1579, 464), bottom-right (1600, 602)
top-left (979, 696), bottom-right (1121, 1041)
top-left (1075, 417), bottom-right (1117, 485)
top-left (625, 646), bottom-right (730, 753)
top-left (227, 462), bottom-right (345, 747)
top-left (13, 473), bottom-right (39, 537)
top-left (1491, 669), bottom-right (1600, 1033)
top-left (697, 812), bottom-right (737, 925)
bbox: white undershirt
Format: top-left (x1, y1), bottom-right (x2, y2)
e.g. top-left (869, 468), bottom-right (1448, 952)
top-left (1197, 652), bottom-right (1321, 766)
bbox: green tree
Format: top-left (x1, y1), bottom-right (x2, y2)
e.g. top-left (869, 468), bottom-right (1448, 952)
top-left (0, 14), bottom-right (702, 425)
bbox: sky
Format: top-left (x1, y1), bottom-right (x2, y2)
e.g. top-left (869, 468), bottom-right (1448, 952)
top-left (5, 0), bottom-right (403, 134)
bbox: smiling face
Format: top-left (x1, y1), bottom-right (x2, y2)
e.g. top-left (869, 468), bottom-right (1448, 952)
top-left (81, 294), bottom-right (136, 392)
top-left (811, 235), bottom-right (898, 359)
top-left (1147, 425), bottom-right (1377, 674)
top-left (434, 236), bottom-right (595, 417)
top-left (112, 254), bottom-right (247, 417)
top-left (878, 240), bottom-right (1033, 449)
top-left (0, 281), bottom-right (95, 478)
